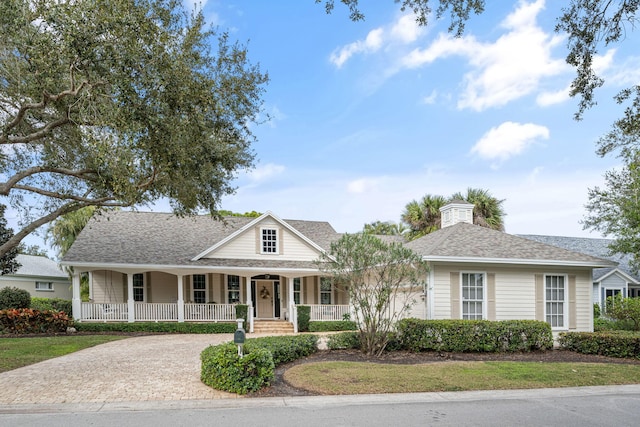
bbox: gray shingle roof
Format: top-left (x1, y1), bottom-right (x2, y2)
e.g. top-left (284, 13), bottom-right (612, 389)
top-left (405, 223), bottom-right (615, 266)
top-left (519, 234), bottom-right (639, 282)
top-left (9, 255), bottom-right (67, 279)
top-left (62, 211), bottom-right (338, 268)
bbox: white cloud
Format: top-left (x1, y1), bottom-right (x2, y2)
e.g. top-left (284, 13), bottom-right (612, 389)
top-left (330, 28), bottom-right (384, 68)
top-left (330, 14), bottom-right (424, 68)
top-left (267, 105), bottom-right (287, 128)
top-left (536, 86), bottom-right (571, 106)
top-left (422, 90), bottom-right (438, 104)
top-left (246, 163), bottom-right (285, 182)
top-left (401, 0), bottom-right (568, 111)
top-left (347, 178), bottom-right (379, 194)
top-left (470, 121), bottom-right (550, 164)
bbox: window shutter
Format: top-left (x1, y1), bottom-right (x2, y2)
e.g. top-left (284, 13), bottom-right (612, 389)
top-left (487, 273), bottom-right (496, 321)
top-left (145, 273), bottom-right (151, 302)
top-left (255, 227), bottom-right (261, 254)
top-left (279, 227), bottom-right (284, 254)
top-left (450, 272), bottom-right (460, 319)
top-left (569, 275), bottom-right (577, 329)
top-left (535, 274), bottom-right (544, 321)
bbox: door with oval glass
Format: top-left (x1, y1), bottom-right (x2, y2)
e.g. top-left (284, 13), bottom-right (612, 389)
top-left (256, 281), bottom-right (273, 318)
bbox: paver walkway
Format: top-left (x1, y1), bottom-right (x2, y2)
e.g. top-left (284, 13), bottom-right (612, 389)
top-left (0, 334), bottom-right (240, 404)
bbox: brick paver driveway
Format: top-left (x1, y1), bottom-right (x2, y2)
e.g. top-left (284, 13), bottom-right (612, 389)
top-left (0, 334), bottom-right (238, 404)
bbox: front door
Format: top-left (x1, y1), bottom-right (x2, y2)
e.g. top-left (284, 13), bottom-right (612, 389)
top-left (256, 281), bottom-right (273, 318)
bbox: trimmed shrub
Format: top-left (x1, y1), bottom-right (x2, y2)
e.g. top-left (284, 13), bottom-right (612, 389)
top-left (0, 308), bottom-right (70, 334)
top-left (235, 304), bottom-right (248, 330)
top-left (297, 305), bottom-right (310, 332)
top-left (309, 320), bottom-right (357, 332)
top-left (201, 343), bottom-right (274, 394)
top-left (31, 298), bottom-right (72, 316)
top-left (244, 334), bottom-right (318, 365)
top-left (327, 331), bottom-right (360, 350)
top-left (558, 331), bottom-right (640, 359)
top-left (74, 322), bottom-right (236, 334)
top-left (200, 334), bottom-right (318, 394)
top-left (397, 318), bottom-right (553, 353)
top-left (593, 303), bottom-right (601, 319)
top-left (0, 287), bottom-right (31, 310)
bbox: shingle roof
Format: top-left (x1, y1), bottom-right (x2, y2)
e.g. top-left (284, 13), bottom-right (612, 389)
top-left (405, 223), bottom-right (616, 266)
top-left (9, 255), bottom-right (67, 279)
top-left (519, 234), bottom-right (639, 282)
top-left (62, 211), bottom-right (339, 268)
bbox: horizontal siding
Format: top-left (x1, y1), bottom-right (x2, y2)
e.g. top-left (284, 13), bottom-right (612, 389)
top-left (206, 219), bottom-right (320, 261)
top-left (431, 263), bottom-right (593, 331)
top-left (91, 270), bottom-right (124, 303)
top-left (148, 271), bottom-right (177, 303)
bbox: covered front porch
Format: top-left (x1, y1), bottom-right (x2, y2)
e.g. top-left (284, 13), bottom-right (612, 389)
top-left (71, 268), bottom-right (350, 332)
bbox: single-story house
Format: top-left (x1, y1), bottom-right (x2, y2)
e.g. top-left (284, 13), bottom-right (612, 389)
top-left (518, 234), bottom-right (640, 308)
top-left (61, 202), bottom-right (615, 333)
top-left (0, 254), bottom-right (71, 300)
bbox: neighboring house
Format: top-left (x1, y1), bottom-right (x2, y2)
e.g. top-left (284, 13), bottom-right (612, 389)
top-left (0, 254), bottom-right (71, 300)
top-left (61, 203), bottom-right (614, 333)
top-left (518, 234), bottom-right (640, 309)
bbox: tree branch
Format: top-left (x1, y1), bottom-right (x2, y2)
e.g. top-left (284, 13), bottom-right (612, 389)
top-left (0, 166), bottom-right (98, 196)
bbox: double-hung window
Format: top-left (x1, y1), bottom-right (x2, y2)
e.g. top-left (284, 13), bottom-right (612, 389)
top-left (133, 274), bottom-right (144, 302)
top-left (293, 278), bottom-right (302, 305)
top-left (545, 275), bottom-right (567, 329)
top-left (320, 277), bottom-right (332, 305)
top-left (192, 274), bottom-right (206, 304)
top-left (261, 228), bottom-right (278, 254)
top-left (462, 272), bottom-right (484, 320)
top-left (227, 275), bottom-right (240, 303)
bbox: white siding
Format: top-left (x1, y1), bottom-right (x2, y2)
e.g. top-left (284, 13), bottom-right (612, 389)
top-left (91, 270), bottom-right (124, 303)
top-left (147, 272), bottom-right (177, 303)
top-left (430, 263), bottom-right (593, 332)
top-left (205, 218), bottom-right (321, 261)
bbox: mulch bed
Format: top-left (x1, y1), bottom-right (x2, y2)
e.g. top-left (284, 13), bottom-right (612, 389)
top-left (249, 349), bottom-right (640, 397)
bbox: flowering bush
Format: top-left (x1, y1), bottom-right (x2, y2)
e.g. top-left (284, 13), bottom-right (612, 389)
top-left (0, 308), bottom-right (70, 334)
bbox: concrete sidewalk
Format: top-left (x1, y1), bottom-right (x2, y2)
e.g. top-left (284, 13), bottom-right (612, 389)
top-left (0, 334), bottom-right (239, 404)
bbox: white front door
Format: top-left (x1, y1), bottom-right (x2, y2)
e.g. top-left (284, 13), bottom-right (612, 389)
top-left (256, 281), bottom-right (273, 318)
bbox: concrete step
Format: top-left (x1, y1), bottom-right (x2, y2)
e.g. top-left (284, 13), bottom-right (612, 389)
top-left (252, 321), bottom-right (295, 334)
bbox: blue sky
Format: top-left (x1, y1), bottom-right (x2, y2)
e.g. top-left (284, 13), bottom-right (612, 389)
top-left (8, 0), bottom-right (640, 253)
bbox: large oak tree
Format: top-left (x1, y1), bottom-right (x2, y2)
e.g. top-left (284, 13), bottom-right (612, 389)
top-left (0, 0), bottom-right (268, 258)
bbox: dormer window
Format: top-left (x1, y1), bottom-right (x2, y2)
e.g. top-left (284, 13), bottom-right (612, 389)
top-left (261, 228), bottom-right (278, 254)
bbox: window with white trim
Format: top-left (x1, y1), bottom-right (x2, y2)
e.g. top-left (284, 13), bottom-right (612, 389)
top-left (192, 274), bottom-right (207, 304)
top-left (261, 228), bottom-right (278, 254)
top-left (35, 281), bottom-right (53, 291)
top-left (293, 278), bottom-right (302, 305)
top-left (462, 272), bottom-right (484, 320)
top-left (133, 274), bottom-right (144, 302)
top-left (545, 274), bottom-right (567, 329)
top-left (227, 275), bottom-right (241, 303)
top-left (320, 277), bottom-right (332, 305)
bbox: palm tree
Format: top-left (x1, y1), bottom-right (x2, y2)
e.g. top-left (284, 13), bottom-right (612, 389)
top-left (362, 220), bottom-right (408, 236)
top-left (450, 188), bottom-right (505, 231)
top-left (401, 194), bottom-right (447, 240)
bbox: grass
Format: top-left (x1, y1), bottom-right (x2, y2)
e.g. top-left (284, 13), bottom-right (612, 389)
top-left (284, 361), bottom-right (640, 395)
top-left (0, 335), bottom-right (127, 373)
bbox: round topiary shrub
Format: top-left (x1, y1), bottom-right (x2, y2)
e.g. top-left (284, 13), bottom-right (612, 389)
top-left (201, 343), bottom-right (274, 394)
top-left (0, 287), bottom-right (31, 310)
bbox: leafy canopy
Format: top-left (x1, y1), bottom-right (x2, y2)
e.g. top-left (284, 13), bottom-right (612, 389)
top-left (0, 0), bottom-right (268, 258)
top-left (0, 205), bottom-right (20, 274)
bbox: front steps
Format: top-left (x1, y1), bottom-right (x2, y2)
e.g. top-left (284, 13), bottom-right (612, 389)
top-left (252, 320), bottom-right (294, 334)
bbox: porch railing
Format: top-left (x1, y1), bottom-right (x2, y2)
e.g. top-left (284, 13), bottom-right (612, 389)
top-left (80, 302), bottom-right (236, 322)
top-left (81, 303), bottom-right (128, 322)
top-left (308, 304), bottom-right (350, 321)
top-left (184, 303), bottom-right (235, 321)
top-left (135, 303), bottom-right (178, 321)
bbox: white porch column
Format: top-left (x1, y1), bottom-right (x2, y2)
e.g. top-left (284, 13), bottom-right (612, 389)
top-left (287, 277), bottom-right (297, 333)
top-left (177, 275), bottom-right (184, 322)
top-left (127, 273), bottom-right (134, 323)
top-left (245, 276), bottom-right (253, 333)
top-left (88, 271), bottom-right (93, 301)
top-left (72, 272), bottom-right (81, 321)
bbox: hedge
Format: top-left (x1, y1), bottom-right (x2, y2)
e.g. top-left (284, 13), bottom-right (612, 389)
top-left (31, 298), bottom-right (72, 316)
top-left (0, 308), bottom-right (70, 334)
top-left (297, 305), bottom-right (310, 332)
top-left (74, 322), bottom-right (236, 334)
top-left (308, 320), bottom-right (357, 332)
top-left (397, 318), bottom-right (554, 353)
top-left (558, 331), bottom-right (640, 359)
top-left (201, 334), bottom-right (318, 394)
top-left (235, 304), bottom-right (248, 330)
top-left (327, 331), bottom-right (360, 350)
top-left (0, 287), bottom-right (31, 310)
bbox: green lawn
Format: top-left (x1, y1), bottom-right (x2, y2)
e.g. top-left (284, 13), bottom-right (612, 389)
top-left (284, 361), bottom-right (640, 394)
top-left (0, 335), bottom-right (127, 373)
